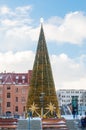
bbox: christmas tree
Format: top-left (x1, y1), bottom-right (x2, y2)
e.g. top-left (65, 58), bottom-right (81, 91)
top-left (26, 23), bottom-right (60, 118)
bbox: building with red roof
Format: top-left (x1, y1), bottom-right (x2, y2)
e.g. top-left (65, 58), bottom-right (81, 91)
top-left (0, 70), bottom-right (32, 117)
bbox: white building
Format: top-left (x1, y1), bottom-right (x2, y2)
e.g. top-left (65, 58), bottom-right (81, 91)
top-left (57, 89), bottom-right (86, 115)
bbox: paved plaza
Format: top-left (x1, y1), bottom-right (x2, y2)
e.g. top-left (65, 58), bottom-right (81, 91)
top-left (66, 119), bottom-right (86, 130)
top-left (0, 115), bottom-right (85, 130)
top-left (16, 116), bottom-right (86, 130)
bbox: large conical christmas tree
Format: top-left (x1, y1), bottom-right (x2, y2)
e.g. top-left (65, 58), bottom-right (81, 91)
top-left (27, 23), bottom-right (60, 118)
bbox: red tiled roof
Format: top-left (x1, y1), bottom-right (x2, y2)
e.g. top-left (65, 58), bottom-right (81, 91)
top-left (0, 72), bottom-right (29, 84)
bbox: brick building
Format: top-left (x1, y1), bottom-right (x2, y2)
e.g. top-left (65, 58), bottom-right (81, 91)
top-left (0, 70), bottom-right (32, 117)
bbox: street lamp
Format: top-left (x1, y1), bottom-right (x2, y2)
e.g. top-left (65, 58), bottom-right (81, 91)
top-left (40, 92), bottom-right (45, 118)
top-left (28, 111), bottom-right (32, 130)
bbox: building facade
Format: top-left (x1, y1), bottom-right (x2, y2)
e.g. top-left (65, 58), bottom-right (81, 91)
top-left (57, 89), bottom-right (86, 115)
top-left (0, 70), bottom-right (32, 117)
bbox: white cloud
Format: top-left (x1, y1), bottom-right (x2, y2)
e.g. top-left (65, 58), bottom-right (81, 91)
top-left (0, 51), bottom-right (86, 90)
top-left (0, 6), bottom-right (86, 52)
top-left (0, 5), bottom-right (32, 28)
top-left (51, 53), bottom-right (86, 90)
top-left (0, 5), bottom-right (35, 51)
top-left (45, 11), bottom-right (86, 44)
top-left (61, 78), bottom-right (86, 90)
top-left (0, 6), bottom-right (10, 14)
top-left (0, 51), bottom-right (35, 73)
top-left (16, 6), bottom-right (32, 15)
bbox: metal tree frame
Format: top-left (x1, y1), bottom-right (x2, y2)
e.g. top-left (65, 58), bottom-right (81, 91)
top-left (26, 24), bottom-right (60, 118)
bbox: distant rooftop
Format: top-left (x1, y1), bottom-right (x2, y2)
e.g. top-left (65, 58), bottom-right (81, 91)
top-left (0, 71), bottom-right (32, 85)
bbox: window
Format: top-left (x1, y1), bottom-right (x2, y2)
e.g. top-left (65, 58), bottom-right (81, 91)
top-left (15, 106), bottom-right (18, 112)
top-left (15, 76), bottom-right (19, 84)
top-left (16, 76), bottom-right (19, 79)
top-left (22, 80), bottom-right (25, 83)
top-left (62, 95), bottom-right (65, 98)
top-left (22, 88), bottom-right (25, 93)
top-left (15, 88), bottom-right (18, 92)
top-left (0, 76), bottom-right (2, 83)
top-left (23, 106), bottom-right (25, 112)
top-left (66, 91), bottom-right (70, 93)
top-left (22, 76), bottom-right (25, 79)
top-left (7, 86), bottom-right (10, 90)
top-left (16, 80), bottom-right (18, 84)
top-left (71, 91), bottom-right (74, 93)
top-left (7, 102), bottom-right (10, 107)
top-left (16, 97), bottom-right (18, 102)
top-left (21, 97), bottom-right (26, 102)
top-left (0, 76), bottom-right (2, 79)
top-left (7, 93), bottom-right (11, 98)
top-left (0, 88), bottom-right (2, 94)
top-left (76, 91), bottom-right (79, 93)
top-left (22, 76), bottom-right (25, 83)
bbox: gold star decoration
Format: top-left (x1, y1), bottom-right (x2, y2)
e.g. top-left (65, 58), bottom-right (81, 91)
top-left (46, 102), bottom-right (56, 115)
top-left (29, 102), bottom-right (39, 114)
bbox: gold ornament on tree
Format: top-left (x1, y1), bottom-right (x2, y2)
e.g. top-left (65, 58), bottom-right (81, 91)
top-left (46, 102), bottom-right (56, 115)
top-left (29, 102), bottom-right (39, 116)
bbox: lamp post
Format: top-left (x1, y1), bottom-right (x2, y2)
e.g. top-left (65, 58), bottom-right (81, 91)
top-left (28, 111), bottom-right (32, 130)
top-left (40, 92), bottom-right (45, 118)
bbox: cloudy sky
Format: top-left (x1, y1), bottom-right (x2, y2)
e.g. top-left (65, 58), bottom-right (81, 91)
top-left (0, 0), bottom-right (86, 90)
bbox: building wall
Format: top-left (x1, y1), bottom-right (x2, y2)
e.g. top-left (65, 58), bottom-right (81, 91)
top-left (57, 89), bottom-right (86, 115)
top-left (0, 70), bottom-right (32, 117)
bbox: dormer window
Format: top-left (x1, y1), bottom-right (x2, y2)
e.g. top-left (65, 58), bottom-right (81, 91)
top-left (0, 76), bottom-right (2, 84)
top-left (22, 80), bottom-right (25, 83)
top-left (22, 76), bottom-right (25, 79)
top-left (16, 76), bottom-right (19, 84)
top-left (0, 76), bottom-right (2, 79)
top-left (22, 76), bottom-right (25, 83)
top-left (16, 76), bottom-right (19, 79)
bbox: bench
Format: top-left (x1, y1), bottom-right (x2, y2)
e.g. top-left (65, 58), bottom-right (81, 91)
top-left (0, 118), bottom-right (18, 129)
top-left (42, 118), bottom-right (69, 130)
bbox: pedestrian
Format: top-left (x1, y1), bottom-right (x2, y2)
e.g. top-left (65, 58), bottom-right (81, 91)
top-left (84, 116), bottom-right (86, 127)
top-left (81, 117), bottom-right (85, 128)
